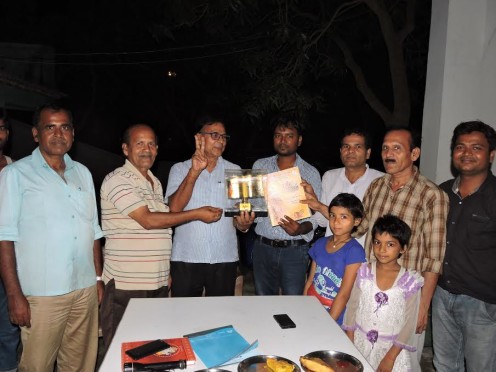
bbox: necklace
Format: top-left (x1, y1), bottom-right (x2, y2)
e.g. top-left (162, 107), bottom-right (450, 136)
top-left (332, 237), bottom-right (351, 249)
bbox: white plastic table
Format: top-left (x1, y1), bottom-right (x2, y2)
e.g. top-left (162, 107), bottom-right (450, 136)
top-left (99, 295), bottom-right (373, 371)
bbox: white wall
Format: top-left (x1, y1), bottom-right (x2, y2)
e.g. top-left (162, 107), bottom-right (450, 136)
top-left (421, 0), bottom-right (496, 184)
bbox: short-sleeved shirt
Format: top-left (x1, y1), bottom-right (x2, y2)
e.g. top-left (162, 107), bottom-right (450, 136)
top-left (438, 174), bottom-right (496, 304)
top-left (165, 157), bottom-right (240, 263)
top-left (357, 167), bottom-right (449, 273)
top-left (313, 165), bottom-right (384, 240)
top-left (308, 237), bottom-right (366, 324)
top-left (252, 154), bottom-right (322, 242)
top-left (0, 147), bottom-right (103, 296)
top-left (100, 160), bottom-right (172, 290)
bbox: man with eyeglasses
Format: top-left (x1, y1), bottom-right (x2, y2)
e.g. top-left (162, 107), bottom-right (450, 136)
top-left (251, 114), bottom-right (322, 295)
top-left (165, 115), bottom-right (254, 297)
top-left (0, 103), bottom-right (103, 371)
top-left (302, 128), bottom-right (383, 245)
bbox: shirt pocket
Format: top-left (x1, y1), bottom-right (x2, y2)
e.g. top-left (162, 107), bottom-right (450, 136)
top-left (467, 213), bottom-right (496, 251)
top-left (74, 190), bottom-right (96, 222)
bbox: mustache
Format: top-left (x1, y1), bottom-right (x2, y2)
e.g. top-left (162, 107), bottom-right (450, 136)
top-left (384, 159), bottom-right (396, 163)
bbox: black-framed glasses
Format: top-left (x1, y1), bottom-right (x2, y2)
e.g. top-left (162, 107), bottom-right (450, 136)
top-left (200, 132), bottom-right (231, 141)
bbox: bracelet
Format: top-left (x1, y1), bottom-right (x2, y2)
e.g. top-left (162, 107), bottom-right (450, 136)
top-left (96, 276), bottom-right (103, 282)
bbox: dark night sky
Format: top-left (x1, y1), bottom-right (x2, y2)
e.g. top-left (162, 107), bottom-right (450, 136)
top-left (0, 1), bottom-right (431, 173)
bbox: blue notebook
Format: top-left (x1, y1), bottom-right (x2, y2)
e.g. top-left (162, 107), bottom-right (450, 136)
top-left (185, 325), bottom-right (259, 368)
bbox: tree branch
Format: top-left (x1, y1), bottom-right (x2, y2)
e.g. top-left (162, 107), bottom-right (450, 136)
top-left (364, 0), bottom-right (411, 126)
top-left (398, 0), bottom-right (416, 43)
top-left (333, 35), bottom-right (393, 124)
top-left (309, 0), bottom-right (363, 48)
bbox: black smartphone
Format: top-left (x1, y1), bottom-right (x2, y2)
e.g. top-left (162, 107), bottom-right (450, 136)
top-left (125, 339), bottom-right (170, 360)
top-left (273, 314), bottom-right (296, 329)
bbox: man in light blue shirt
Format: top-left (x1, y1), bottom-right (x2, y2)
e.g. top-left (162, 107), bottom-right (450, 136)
top-left (165, 115), bottom-right (254, 297)
top-left (0, 103), bottom-right (103, 372)
top-left (252, 114), bottom-right (322, 295)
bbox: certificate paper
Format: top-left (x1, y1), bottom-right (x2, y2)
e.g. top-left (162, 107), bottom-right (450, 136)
top-left (266, 167), bottom-right (311, 226)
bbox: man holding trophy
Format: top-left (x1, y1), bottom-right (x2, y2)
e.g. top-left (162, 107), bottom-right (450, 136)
top-left (165, 115), bottom-right (254, 297)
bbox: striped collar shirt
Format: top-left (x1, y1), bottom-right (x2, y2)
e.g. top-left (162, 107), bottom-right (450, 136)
top-left (101, 160), bottom-right (172, 290)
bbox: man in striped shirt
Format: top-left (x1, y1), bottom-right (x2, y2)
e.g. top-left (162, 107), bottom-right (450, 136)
top-left (100, 124), bottom-right (222, 351)
top-left (356, 127), bottom-right (449, 370)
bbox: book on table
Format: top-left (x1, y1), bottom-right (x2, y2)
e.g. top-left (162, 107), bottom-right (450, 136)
top-left (121, 337), bottom-right (196, 370)
top-left (184, 325), bottom-right (259, 368)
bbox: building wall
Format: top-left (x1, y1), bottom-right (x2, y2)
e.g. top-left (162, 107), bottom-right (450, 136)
top-left (421, 0), bottom-right (496, 183)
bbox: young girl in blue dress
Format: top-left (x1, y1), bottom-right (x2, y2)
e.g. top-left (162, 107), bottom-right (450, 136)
top-left (303, 193), bottom-right (366, 325)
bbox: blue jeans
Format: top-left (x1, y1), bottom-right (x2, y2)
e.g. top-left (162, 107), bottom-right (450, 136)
top-left (432, 286), bottom-right (496, 372)
top-left (0, 279), bottom-right (19, 371)
top-left (252, 238), bottom-right (309, 295)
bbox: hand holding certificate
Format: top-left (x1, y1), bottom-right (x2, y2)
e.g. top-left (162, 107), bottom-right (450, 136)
top-left (266, 167), bottom-right (311, 226)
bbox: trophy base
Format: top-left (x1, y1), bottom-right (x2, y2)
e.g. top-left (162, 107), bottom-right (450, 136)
top-left (224, 210), bottom-right (268, 217)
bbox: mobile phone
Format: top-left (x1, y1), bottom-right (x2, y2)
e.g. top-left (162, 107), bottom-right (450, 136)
top-left (273, 314), bottom-right (296, 329)
top-left (125, 339), bottom-right (170, 360)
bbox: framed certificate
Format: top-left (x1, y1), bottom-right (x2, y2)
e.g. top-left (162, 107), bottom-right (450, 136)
top-left (265, 167), bottom-right (311, 226)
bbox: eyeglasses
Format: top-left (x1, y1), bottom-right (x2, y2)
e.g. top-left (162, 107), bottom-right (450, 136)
top-left (200, 132), bottom-right (231, 141)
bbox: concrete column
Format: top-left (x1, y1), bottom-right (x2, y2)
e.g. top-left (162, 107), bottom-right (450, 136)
top-left (421, 0), bottom-right (496, 184)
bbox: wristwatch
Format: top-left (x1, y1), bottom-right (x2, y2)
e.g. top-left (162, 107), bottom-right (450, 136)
top-left (96, 276), bottom-right (103, 282)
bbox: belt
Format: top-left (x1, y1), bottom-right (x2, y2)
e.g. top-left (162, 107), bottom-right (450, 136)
top-left (257, 236), bottom-right (307, 248)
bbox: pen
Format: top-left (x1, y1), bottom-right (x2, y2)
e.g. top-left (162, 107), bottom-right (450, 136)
top-left (123, 360), bottom-right (187, 372)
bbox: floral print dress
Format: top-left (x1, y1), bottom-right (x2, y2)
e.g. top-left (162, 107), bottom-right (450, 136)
top-left (342, 262), bottom-right (424, 371)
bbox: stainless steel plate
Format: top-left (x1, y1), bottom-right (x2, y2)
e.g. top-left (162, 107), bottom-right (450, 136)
top-left (301, 350), bottom-right (364, 372)
top-left (238, 355), bottom-right (301, 372)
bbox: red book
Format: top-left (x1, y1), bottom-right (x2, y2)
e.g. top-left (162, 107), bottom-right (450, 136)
top-left (121, 337), bottom-right (196, 370)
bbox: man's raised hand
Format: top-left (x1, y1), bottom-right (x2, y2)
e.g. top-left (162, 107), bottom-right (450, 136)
top-left (192, 134), bottom-right (208, 172)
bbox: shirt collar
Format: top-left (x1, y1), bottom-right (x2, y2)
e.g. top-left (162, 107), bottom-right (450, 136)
top-left (274, 153), bottom-right (301, 169)
top-left (123, 159), bottom-right (155, 182)
top-left (451, 171), bottom-right (493, 195)
top-left (339, 164), bottom-right (370, 182)
top-left (384, 165), bottom-right (419, 191)
top-left (32, 147), bottom-right (75, 171)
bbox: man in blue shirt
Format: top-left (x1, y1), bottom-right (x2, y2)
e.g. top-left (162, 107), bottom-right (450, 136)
top-left (166, 115), bottom-right (254, 297)
top-left (0, 103), bottom-right (103, 372)
top-left (252, 114), bottom-right (322, 295)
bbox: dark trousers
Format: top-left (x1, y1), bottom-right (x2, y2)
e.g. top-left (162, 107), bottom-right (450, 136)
top-left (170, 261), bottom-right (238, 297)
top-left (100, 279), bottom-right (168, 354)
top-left (0, 278), bottom-right (20, 371)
